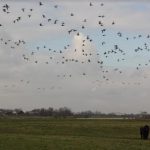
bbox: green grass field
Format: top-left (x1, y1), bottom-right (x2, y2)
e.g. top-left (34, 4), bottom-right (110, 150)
top-left (0, 117), bottom-right (150, 150)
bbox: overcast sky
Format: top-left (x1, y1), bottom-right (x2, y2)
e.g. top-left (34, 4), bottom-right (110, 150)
top-left (0, 0), bottom-right (150, 113)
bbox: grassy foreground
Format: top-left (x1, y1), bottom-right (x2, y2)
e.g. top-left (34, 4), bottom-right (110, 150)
top-left (0, 117), bottom-right (150, 150)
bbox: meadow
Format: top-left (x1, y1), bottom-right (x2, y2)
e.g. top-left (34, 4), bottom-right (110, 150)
top-left (0, 117), bottom-right (150, 150)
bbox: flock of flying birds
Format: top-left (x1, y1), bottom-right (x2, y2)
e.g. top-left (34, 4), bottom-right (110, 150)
top-left (0, 1), bottom-right (150, 91)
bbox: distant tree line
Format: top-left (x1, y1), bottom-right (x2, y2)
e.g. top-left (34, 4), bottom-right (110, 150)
top-left (0, 107), bottom-right (150, 119)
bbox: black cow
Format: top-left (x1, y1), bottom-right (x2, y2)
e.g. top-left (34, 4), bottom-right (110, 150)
top-left (140, 125), bottom-right (149, 140)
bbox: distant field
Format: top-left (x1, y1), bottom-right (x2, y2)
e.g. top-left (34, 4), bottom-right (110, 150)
top-left (0, 117), bottom-right (150, 150)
